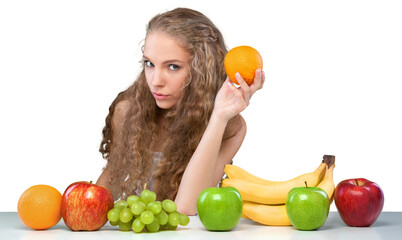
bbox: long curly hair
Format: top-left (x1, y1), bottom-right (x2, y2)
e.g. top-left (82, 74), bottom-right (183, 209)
top-left (99, 8), bottom-right (228, 201)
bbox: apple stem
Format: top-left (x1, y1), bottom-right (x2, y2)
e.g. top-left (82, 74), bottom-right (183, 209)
top-left (355, 179), bottom-right (359, 186)
top-left (305, 181), bottom-right (308, 188)
top-left (144, 182), bottom-right (147, 191)
top-left (90, 180), bottom-right (93, 184)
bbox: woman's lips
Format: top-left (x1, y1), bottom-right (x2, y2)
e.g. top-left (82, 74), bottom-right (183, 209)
top-left (152, 92), bottom-right (169, 100)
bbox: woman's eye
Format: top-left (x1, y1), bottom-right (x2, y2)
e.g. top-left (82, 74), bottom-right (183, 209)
top-left (144, 60), bottom-right (154, 67)
top-left (169, 64), bottom-right (180, 71)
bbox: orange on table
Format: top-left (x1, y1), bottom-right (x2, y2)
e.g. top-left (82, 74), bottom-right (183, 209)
top-left (224, 45), bottom-right (263, 85)
top-left (17, 184), bottom-right (62, 230)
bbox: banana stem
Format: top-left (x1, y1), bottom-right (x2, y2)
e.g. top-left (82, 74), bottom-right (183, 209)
top-left (323, 155), bottom-right (335, 168)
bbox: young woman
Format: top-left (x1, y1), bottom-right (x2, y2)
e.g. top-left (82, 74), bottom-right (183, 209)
top-left (96, 8), bottom-right (265, 215)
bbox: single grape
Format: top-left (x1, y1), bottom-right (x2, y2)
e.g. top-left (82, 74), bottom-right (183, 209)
top-left (146, 218), bottom-right (160, 233)
top-left (127, 195), bottom-right (140, 207)
top-left (147, 201), bottom-right (162, 215)
top-left (179, 213), bottom-right (190, 226)
top-left (132, 217), bottom-right (145, 233)
top-left (107, 208), bottom-right (120, 222)
top-left (120, 207), bottom-right (134, 223)
top-left (150, 191), bottom-right (157, 201)
top-left (140, 210), bottom-right (155, 225)
top-left (165, 222), bottom-right (177, 230)
top-left (155, 210), bottom-right (168, 225)
top-left (109, 220), bottom-right (119, 226)
top-left (118, 220), bottom-right (132, 231)
top-left (131, 200), bottom-right (146, 215)
top-left (114, 200), bottom-right (128, 210)
top-left (162, 199), bottom-right (177, 213)
top-left (141, 190), bottom-right (157, 204)
top-left (168, 211), bottom-right (180, 226)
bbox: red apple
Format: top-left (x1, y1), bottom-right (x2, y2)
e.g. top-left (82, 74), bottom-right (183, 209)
top-left (334, 178), bottom-right (384, 227)
top-left (61, 181), bottom-right (114, 231)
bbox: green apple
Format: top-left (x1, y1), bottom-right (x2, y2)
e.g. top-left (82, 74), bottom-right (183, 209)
top-left (197, 187), bottom-right (242, 231)
top-left (286, 185), bottom-right (329, 230)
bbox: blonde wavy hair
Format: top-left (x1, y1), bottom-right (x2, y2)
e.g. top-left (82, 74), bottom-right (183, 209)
top-left (99, 8), bottom-right (230, 201)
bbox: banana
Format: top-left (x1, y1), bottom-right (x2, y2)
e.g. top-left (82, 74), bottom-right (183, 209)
top-left (224, 164), bottom-right (279, 185)
top-left (242, 201), bottom-right (291, 226)
top-left (241, 211), bottom-right (250, 220)
top-left (221, 162), bottom-right (326, 205)
top-left (317, 163), bottom-right (335, 205)
top-left (224, 155), bottom-right (335, 185)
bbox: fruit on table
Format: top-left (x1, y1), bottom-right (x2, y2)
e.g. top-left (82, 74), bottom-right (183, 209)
top-left (334, 178), bottom-right (384, 227)
top-left (224, 155), bottom-right (336, 226)
top-left (224, 45), bottom-right (263, 85)
top-left (61, 181), bottom-right (114, 231)
top-left (197, 187), bottom-right (243, 231)
top-left (221, 157), bottom-right (330, 205)
top-left (106, 185), bottom-right (190, 233)
top-left (17, 184), bottom-right (62, 230)
top-left (242, 201), bottom-right (291, 226)
top-left (286, 183), bottom-right (330, 230)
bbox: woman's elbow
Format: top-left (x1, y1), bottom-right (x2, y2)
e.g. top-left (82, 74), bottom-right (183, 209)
top-left (176, 203), bottom-right (197, 216)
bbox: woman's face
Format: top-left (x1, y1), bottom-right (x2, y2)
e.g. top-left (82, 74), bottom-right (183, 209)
top-left (143, 31), bottom-right (191, 110)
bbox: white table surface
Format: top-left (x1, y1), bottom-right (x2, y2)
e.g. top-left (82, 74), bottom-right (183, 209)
top-left (0, 212), bottom-right (400, 240)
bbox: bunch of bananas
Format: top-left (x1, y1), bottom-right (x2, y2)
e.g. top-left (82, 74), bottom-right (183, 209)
top-left (221, 155), bottom-right (335, 226)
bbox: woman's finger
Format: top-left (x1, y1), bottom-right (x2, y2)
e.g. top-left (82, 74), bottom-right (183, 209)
top-left (250, 68), bottom-right (264, 93)
top-left (235, 73), bottom-right (251, 105)
top-left (259, 70), bottom-right (265, 90)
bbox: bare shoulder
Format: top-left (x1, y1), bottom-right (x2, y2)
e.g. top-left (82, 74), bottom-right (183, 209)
top-left (114, 99), bottom-right (130, 118)
top-left (223, 114), bottom-right (247, 141)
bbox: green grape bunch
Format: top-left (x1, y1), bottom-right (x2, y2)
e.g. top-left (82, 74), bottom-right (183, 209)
top-left (106, 184), bottom-right (190, 233)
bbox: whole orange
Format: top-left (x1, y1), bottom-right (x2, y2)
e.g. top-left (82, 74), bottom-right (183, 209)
top-left (224, 46), bottom-right (263, 85)
top-left (18, 184), bottom-right (62, 230)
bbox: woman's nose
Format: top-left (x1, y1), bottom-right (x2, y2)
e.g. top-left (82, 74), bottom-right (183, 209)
top-left (151, 68), bottom-right (165, 87)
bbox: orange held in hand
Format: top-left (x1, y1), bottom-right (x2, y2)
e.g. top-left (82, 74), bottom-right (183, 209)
top-left (224, 45), bottom-right (263, 85)
top-left (18, 184), bottom-right (62, 230)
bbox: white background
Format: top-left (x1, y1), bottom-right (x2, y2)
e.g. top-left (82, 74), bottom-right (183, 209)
top-left (1, 0), bottom-right (401, 212)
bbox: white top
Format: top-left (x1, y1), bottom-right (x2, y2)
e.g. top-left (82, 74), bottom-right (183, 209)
top-left (122, 152), bottom-right (163, 198)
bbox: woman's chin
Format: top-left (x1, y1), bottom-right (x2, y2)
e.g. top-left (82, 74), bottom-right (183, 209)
top-left (155, 102), bottom-right (174, 110)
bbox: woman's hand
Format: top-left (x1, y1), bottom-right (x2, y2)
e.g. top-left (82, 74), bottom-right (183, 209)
top-left (213, 68), bottom-right (265, 121)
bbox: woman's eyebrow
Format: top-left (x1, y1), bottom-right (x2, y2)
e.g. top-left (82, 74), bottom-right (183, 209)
top-left (142, 55), bottom-right (184, 64)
